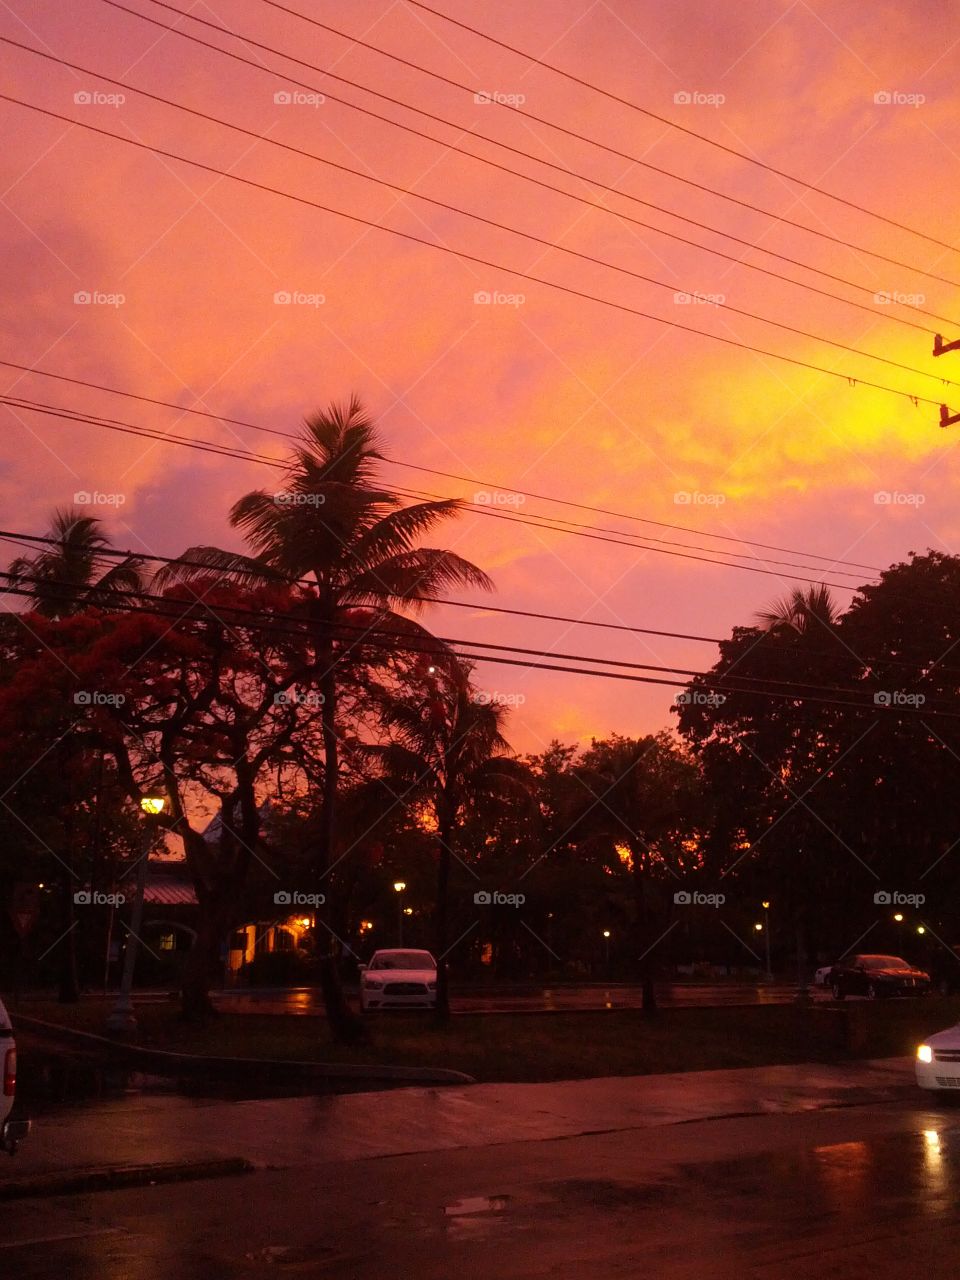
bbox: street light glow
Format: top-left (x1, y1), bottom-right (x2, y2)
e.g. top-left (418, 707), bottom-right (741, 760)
top-left (139, 794), bottom-right (166, 816)
top-left (894, 913), bottom-right (904, 922)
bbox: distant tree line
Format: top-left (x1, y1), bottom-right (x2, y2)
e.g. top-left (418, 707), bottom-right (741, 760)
top-left (2, 399), bottom-right (959, 1035)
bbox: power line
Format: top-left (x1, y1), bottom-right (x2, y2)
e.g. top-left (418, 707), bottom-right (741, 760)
top-left (0, 527), bottom-right (875, 662)
top-left (1, 94), bottom-right (949, 417)
top-left (3, 530), bottom-right (958, 685)
top-left (251, 0), bottom-right (960, 288)
top-left (104, 0), bottom-right (958, 334)
top-left (387, 476), bottom-right (873, 582)
top-left (0, 396), bottom-right (879, 588)
top-left (0, 389), bottom-right (883, 589)
top-left (403, 0), bottom-right (960, 257)
top-left (0, 526), bottom-right (726, 646)
top-left (4, 37), bottom-right (952, 395)
top-left (0, 358), bottom-right (888, 574)
top-left (0, 395), bottom-right (283, 468)
top-left (6, 39), bottom-right (955, 394)
top-left (3, 569), bottom-right (957, 717)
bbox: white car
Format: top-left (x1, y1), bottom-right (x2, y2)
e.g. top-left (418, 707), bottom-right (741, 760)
top-left (917, 1024), bottom-right (960, 1093)
top-left (360, 949), bottom-right (438, 1011)
top-left (0, 996), bottom-right (30, 1154)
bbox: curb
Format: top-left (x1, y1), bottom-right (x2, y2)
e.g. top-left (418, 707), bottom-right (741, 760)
top-left (13, 1015), bottom-right (475, 1086)
top-left (0, 1156), bottom-right (253, 1201)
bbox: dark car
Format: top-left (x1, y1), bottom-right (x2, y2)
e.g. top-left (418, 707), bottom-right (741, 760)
top-left (831, 954), bottom-right (930, 1000)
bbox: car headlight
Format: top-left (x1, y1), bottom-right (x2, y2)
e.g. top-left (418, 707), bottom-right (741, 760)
top-left (918, 1044), bottom-right (933, 1064)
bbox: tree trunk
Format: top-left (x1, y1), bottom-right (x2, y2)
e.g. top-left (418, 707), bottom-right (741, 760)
top-left (314, 648), bottom-right (364, 1043)
top-left (180, 899), bottom-right (223, 1024)
top-left (433, 810), bottom-right (454, 1026)
top-left (633, 855), bottom-right (657, 1015)
top-left (57, 871), bottom-right (80, 1003)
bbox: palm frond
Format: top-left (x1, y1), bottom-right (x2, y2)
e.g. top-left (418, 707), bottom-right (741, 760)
top-left (151, 546), bottom-right (280, 590)
top-left (756, 585), bottom-right (839, 633)
top-left (89, 555), bottom-right (146, 599)
top-left (346, 548), bottom-right (494, 609)
top-left (350, 501), bottom-right (465, 568)
top-left (297, 397), bottom-right (384, 490)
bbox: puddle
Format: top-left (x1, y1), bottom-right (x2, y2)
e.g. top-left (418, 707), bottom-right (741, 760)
top-left (245, 1244), bottom-right (337, 1269)
top-left (443, 1195), bottom-right (513, 1242)
top-left (445, 1195), bottom-right (512, 1216)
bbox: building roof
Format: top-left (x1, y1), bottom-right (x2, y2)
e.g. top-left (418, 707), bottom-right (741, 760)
top-left (143, 858), bottom-right (197, 906)
top-left (144, 881), bottom-right (197, 906)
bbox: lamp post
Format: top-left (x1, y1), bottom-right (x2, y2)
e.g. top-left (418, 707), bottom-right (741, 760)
top-left (602, 929), bottom-right (611, 974)
top-left (761, 901), bottom-right (772, 981)
top-left (107, 792), bottom-right (166, 1032)
top-left (393, 880), bottom-right (406, 946)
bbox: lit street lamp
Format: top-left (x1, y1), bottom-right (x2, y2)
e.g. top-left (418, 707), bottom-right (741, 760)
top-left (761, 901), bottom-right (772, 981)
top-left (393, 880), bottom-right (407, 946)
top-left (107, 791), bottom-right (167, 1033)
top-left (602, 929), bottom-right (611, 972)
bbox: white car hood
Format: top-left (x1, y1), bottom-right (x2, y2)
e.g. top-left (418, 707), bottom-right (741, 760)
top-left (924, 1025), bottom-right (960, 1049)
top-left (364, 969), bottom-right (436, 983)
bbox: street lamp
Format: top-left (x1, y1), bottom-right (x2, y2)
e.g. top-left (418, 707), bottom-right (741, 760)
top-left (761, 901), bottom-right (772, 981)
top-left (894, 913), bottom-right (904, 923)
top-left (107, 791), bottom-right (167, 1033)
top-left (393, 880), bottom-right (407, 946)
top-left (602, 929), bottom-right (611, 972)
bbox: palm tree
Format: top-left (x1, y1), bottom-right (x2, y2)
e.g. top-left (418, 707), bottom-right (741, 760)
top-left (755, 585), bottom-right (840, 635)
top-left (8, 508), bottom-right (144, 616)
top-left (157, 398), bottom-right (493, 1037)
top-left (6, 508), bottom-right (143, 1003)
top-left (369, 661), bottom-right (534, 1022)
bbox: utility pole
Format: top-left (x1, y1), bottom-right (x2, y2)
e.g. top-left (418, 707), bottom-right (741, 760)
top-left (932, 335), bottom-right (960, 426)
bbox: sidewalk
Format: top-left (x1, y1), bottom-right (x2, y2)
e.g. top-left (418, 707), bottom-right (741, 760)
top-left (3, 1056), bottom-right (915, 1184)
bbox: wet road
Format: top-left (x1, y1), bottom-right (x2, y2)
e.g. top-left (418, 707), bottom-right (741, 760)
top-left (5, 1098), bottom-right (960, 1277)
top-left (7, 1058), bottom-right (915, 1174)
top-left (214, 981), bottom-right (825, 1015)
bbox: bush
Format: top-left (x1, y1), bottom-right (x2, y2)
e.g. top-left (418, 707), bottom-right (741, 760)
top-left (241, 949), bottom-right (314, 987)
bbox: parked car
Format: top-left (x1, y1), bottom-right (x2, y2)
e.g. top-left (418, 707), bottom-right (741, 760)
top-left (917, 1025), bottom-right (960, 1093)
top-left (813, 965), bottom-right (834, 987)
top-left (0, 997), bottom-right (30, 1154)
top-left (831, 954), bottom-right (930, 1000)
top-left (359, 949), bottom-right (438, 1011)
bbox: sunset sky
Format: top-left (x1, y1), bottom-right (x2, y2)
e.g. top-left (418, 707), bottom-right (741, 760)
top-left (2, 0), bottom-right (959, 753)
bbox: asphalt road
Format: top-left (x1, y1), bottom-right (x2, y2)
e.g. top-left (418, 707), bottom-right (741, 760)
top-left (213, 981), bottom-right (825, 1015)
top-left (5, 1093), bottom-right (960, 1278)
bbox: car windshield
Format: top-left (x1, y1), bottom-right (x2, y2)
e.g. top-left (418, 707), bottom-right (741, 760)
top-left (369, 951), bottom-right (435, 971)
top-left (857, 955), bottom-right (909, 968)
